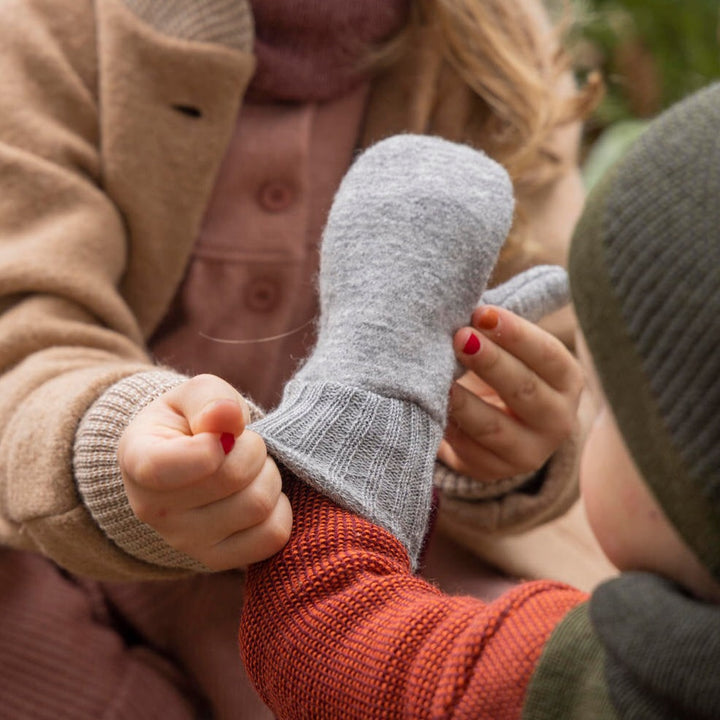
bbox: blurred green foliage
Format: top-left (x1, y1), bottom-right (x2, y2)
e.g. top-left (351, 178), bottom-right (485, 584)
top-left (571, 0), bottom-right (720, 125)
top-left (566, 0), bottom-right (720, 187)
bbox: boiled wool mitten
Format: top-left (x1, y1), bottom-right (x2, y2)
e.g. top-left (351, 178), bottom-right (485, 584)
top-left (252, 134), bottom-right (566, 567)
top-left (480, 264), bottom-right (568, 323)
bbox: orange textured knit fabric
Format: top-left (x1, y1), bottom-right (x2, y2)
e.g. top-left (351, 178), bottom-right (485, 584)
top-left (240, 481), bottom-right (587, 719)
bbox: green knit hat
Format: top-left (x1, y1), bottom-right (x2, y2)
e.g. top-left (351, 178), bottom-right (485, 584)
top-left (570, 82), bottom-right (720, 582)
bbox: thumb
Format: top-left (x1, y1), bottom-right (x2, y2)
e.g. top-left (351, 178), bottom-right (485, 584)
top-left (478, 265), bottom-right (569, 324)
top-left (171, 374), bottom-right (248, 438)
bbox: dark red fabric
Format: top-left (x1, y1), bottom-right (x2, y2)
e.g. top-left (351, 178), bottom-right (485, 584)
top-left (248, 0), bottom-right (409, 101)
top-left (0, 549), bottom-right (271, 719)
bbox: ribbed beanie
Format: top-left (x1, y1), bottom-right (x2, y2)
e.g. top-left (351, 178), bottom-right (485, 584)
top-left (569, 82), bottom-right (720, 581)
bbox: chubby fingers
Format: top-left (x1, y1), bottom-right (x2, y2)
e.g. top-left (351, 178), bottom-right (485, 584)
top-left (128, 429), bottom-right (293, 570)
top-left (165, 373), bottom-right (249, 436)
top-left (119, 374), bottom-right (250, 492)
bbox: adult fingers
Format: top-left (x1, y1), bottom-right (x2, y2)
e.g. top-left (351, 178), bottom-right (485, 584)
top-left (193, 456), bottom-right (283, 536)
top-left (153, 453), bottom-right (284, 552)
top-left (155, 492), bottom-right (292, 571)
top-left (444, 382), bottom-right (554, 476)
top-left (438, 434), bottom-right (520, 482)
top-left (176, 493), bottom-right (292, 571)
top-left (198, 493), bottom-right (293, 571)
top-left (470, 306), bottom-right (583, 394)
top-left (120, 425), bottom-right (226, 492)
top-left (454, 317), bottom-right (580, 437)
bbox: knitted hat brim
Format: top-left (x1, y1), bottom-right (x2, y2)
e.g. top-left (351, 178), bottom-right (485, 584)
top-left (570, 167), bottom-right (720, 582)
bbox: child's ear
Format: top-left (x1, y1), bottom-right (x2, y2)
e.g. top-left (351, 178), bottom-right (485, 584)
top-left (479, 264), bottom-right (569, 323)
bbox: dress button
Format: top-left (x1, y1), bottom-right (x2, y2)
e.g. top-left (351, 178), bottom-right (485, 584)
top-left (244, 277), bottom-right (281, 313)
top-left (258, 181), bottom-right (296, 213)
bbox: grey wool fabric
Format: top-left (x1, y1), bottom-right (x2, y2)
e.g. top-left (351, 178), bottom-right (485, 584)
top-left (570, 82), bottom-right (720, 582)
top-left (480, 264), bottom-right (568, 324)
top-left (252, 134), bottom-right (567, 567)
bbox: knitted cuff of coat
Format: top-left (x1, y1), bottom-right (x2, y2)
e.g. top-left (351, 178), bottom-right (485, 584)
top-left (73, 369), bottom-right (265, 571)
top-left (252, 135), bottom-right (569, 569)
top-left (435, 424), bottom-right (581, 534)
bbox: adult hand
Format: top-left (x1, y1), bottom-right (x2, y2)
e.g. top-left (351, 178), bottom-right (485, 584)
top-left (118, 374), bottom-right (292, 570)
top-left (438, 306), bottom-right (583, 482)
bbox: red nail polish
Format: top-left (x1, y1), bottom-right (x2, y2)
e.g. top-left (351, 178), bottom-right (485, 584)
top-left (478, 307), bottom-right (499, 330)
top-left (462, 333), bottom-right (481, 355)
top-left (220, 432), bottom-right (235, 455)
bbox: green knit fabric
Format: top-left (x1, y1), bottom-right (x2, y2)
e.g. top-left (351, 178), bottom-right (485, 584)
top-left (522, 603), bottom-right (617, 720)
top-left (591, 572), bottom-right (720, 719)
top-left (524, 573), bottom-right (720, 719)
top-left (569, 82), bottom-right (720, 580)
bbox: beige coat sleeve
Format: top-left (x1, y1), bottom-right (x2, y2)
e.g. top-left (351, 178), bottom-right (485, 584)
top-left (0, 0), bottom-right (254, 579)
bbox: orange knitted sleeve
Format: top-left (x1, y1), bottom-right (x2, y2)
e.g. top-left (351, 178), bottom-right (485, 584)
top-left (240, 481), bottom-right (587, 719)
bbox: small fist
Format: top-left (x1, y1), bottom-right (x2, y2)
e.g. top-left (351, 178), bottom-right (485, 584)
top-left (118, 374), bottom-right (292, 570)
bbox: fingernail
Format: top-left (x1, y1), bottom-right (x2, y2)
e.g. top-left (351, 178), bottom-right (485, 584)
top-left (477, 307), bottom-right (500, 330)
top-left (220, 432), bottom-right (235, 455)
top-left (462, 332), bottom-right (481, 355)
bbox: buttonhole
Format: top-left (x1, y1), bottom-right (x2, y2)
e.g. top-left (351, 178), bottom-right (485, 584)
top-left (172, 104), bottom-right (203, 118)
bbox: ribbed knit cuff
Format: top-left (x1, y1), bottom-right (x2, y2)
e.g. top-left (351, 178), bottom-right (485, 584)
top-left (73, 370), bottom-right (211, 572)
top-left (434, 424), bottom-right (582, 535)
top-left (250, 380), bottom-right (442, 569)
top-left (433, 385), bottom-right (598, 538)
top-left (434, 462), bottom-right (537, 502)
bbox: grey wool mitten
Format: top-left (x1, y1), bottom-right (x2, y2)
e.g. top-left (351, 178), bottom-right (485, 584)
top-left (251, 134), bottom-right (567, 568)
top-left (480, 264), bottom-right (568, 323)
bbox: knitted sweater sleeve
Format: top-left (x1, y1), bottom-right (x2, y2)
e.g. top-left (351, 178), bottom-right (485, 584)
top-left (240, 480), bottom-right (586, 720)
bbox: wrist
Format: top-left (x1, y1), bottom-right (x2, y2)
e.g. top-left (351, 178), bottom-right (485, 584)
top-left (73, 369), bottom-right (211, 571)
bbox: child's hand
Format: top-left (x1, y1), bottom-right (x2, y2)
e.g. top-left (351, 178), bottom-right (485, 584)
top-left (118, 374), bottom-right (292, 570)
top-left (439, 306), bottom-right (583, 482)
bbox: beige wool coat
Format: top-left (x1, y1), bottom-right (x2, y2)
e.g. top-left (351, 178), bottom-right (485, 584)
top-left (0, 0), bottom-right (588, 581)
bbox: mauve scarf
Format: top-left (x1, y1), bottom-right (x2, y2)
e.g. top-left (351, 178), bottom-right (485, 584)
top-left (248, 0), bottom-right (409, 101)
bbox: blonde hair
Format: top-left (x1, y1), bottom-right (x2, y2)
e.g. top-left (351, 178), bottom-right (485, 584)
top-left (378, 0), bottom-right (601, 182)
top-left (364, 0), bottom-right (602, 270)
